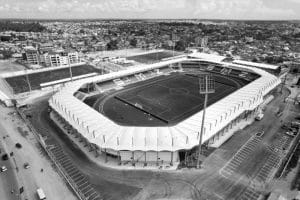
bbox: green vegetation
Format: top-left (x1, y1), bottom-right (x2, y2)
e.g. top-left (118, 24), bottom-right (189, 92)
top-left (0, 21), bottom-right (46, 32)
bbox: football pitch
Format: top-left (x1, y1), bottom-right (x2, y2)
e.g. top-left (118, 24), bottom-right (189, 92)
top-left (5, 65), bottom-right (100, 94)
top-left (97, 72), bottom-right (249, 126)
top-left (126, 51), bottom-right (182, 64)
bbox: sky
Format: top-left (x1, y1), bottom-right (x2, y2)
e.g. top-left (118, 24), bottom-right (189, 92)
top-left (0, 0), bottom-right (299, 20)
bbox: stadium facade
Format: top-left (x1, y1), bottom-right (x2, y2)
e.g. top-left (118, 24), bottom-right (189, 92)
top-left (49, 53), bottom-right (281, 167)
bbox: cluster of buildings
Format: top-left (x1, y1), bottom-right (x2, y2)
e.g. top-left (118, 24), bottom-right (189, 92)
top-left (23, 46), bottom-right (80, 68)
top-left (0, 20), bottom-right (300, 70)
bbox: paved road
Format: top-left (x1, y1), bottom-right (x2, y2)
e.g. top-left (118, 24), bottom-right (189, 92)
top-left (0, 104), bottom-right (77, 200)
top-left (0, 127), bottom-right (22, 200)
top-left (24, 86), bottom-right (300, 200)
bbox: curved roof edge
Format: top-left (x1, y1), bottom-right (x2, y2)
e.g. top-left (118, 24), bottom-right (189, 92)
top-left (49, 55), bottom-right (281, 152)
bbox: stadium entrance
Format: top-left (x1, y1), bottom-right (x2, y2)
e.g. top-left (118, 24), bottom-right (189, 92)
top-left (178, 143), bottom-right (211, 168)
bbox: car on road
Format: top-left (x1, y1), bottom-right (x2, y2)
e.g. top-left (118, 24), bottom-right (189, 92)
top-left (276, 111), bottom-right (283, 117)
top-left (0, 166), bottom-right (7, 172)
top-left (37, 188), bottom-right (46, 200)
top-left (15, 143), bottom-right (22, 149)
top-left (255, 113), bottom-right (264, 121)
top-left (285, 131), bottom-right (296, 137)
top-left (281, 124), bottom-right (289, 130)
top-left (24, 163), bottom-right (30, 169)
top-left (2, 153), bottom-right (8, 160)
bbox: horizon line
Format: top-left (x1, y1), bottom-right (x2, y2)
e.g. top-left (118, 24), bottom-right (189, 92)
top-left (0, 17), bottom-right (299, 22)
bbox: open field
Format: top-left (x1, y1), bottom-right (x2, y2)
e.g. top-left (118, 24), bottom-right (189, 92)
top-left (96, 72), bottom-right (247, 126)
top-left (0, 59), bottom-right (26, 73)
top-left (5, 65), bottom-right (100, 94)
top-left (87, 48), bottom-right (150, 59)
top-left (126, 51), bottom-right (182, 64)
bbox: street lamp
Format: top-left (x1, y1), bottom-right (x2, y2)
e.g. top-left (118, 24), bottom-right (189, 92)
top-left (197, 73), bottom-right (215, 169)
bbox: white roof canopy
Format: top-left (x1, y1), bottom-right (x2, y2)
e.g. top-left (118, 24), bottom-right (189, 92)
top-left (49, 55), bottom-right (280, 152)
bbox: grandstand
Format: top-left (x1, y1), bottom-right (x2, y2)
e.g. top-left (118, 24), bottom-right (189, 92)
top-left (49, 53), bottom-right (280, 168)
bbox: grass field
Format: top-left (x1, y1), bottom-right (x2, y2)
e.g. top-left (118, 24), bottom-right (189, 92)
top-left (93, 72), bottom-right (248, 126)
top-left (0, 59), bottom-right (26, 73)
top-left (5, 65), bottom-right (100, 94)
top-left (126, 51), bottom-right (182, 64)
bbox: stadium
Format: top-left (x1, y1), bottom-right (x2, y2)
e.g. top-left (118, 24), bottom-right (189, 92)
top-left (48, 53), bottom-right (281, 168)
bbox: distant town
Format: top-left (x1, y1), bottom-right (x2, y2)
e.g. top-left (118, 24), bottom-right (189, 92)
top-left (0, 20), bottom-right (300, 71)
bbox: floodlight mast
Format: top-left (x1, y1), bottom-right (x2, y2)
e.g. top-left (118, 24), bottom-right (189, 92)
top-left (68, 55), bottom-right (73, 82)
top-left (197, 73), bottom-right (215, 169)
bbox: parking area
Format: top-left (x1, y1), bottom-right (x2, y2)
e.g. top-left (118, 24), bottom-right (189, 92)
top-left (254, 152), bottom-right (280, 184)
top-left (239, 186), bottom-right (261, 200)
top-left (220, 135), bottom-right (263, 179)
top-left (48, 145), bottom-right (101, 200)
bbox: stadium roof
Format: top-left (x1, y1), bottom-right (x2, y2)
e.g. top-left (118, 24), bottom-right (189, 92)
top-left (49, 56), bottom-right (280, 152)
top-left (233, 60), bottom-right (280, 70)
top-left (189, 52), bottom-right (226, 63)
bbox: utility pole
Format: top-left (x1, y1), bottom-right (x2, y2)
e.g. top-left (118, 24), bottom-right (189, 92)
top-left (280, 69), bottom-right (289, 94)
top-left (197, 73), bottom-right (215, 169)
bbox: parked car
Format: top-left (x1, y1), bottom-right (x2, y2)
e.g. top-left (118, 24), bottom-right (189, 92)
top-left (24, 163), bottom-right (30, 169)
top-left (0, 166), bottom-right (7, 172)
top-left (281, 124), bottom-right (289, 130)
top-left (2, 154), bottom-right (8, 161)
top-left (291, 121), bottom-right (300, 128)
top-left (255, 113), bottom-right (264, 121)
top-left (15, 143), bottom-right (22, 149)
top-left (285, 131), bottom-right (296, 137)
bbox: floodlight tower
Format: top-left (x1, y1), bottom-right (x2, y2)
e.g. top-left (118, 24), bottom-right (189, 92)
top-left (197, 73), bottom-right (215, 169)
top-left (25, 69), bottom-right (32, 92)
top-left (67, 54), bottom-right (73, 82)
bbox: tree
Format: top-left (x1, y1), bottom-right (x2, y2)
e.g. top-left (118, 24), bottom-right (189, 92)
top-left (57, 29), bottom-right (63, 35)
top-left (175, 40), bottom-right (186, 51)
top-left (106, 40), bottom-right (118, 50)
top-left (0, 21), bottom-right (46, 32)
top-left (129, 38), bottom-right (137, 47)
top-left (79, 29), bottom-right (85, 34)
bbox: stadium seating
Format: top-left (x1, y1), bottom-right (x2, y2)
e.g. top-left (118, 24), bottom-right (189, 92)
top-left (160, 67), bottom-right (174, 74)
top-left (134, 74), bottom-right (143, 81)
top-left (74, 91), bottom-right (87, 101)
top-left (113, 78), bottom-right (125, 86)
top-left (230, 69), bottom-right (242, 76)
top-left (121, 77), bottom-right (131, 84)
top-left (139, 73), bottom-right (147, 80)
top-left (96, 80), bottom-right (117, 92)
top-left (207, 65), bottom-right (215, 71)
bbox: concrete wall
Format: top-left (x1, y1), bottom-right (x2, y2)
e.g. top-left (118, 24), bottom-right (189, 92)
top-left (119, 150), bottom-right (178, 163)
